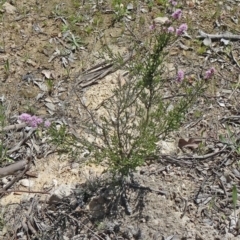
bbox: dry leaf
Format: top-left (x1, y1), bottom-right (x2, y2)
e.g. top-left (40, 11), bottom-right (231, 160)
top-left (42, 70), bottom-right (52, 79)
top-left (178, 138), bottom-right (202, 150)
top-left (45, 102), bottom-right (56, 111)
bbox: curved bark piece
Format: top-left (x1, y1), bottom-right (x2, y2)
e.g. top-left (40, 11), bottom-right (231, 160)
top-left (0, 159), bottom-right (27, 178)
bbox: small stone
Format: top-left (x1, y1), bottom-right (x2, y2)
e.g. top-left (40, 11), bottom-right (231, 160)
top-left (71, 163), bottom-right (80, 169)
top-left (154, 17), bottom-right (169, 25)
top-left (2, 2), bottom-right (16, 14)
top-left (127, 3), bottom-right (134, 10)
top-left (48, 184), bottom-right (73, 204)
top-left (151, 219), bottom-right (159, 225)
top-left (19, 179), bottom-right (34, 188)
top-left (26, 59), bottom-right (37, 67)
top-left (1, 177), bottom-right (9, 184)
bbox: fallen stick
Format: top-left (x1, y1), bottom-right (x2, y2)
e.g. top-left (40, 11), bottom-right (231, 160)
top-left (0, 123), bottom-right (26, 132)
top-left (1, 157), bottom-right (32, 195)
top-left (0, 159), bottom-right (27, 178)
top-left (197, 30), bottom-right (240, 40)
top-left (177, 145), bottom-right (227, 160)
top-left (0, 189), bottom-right (50, 194)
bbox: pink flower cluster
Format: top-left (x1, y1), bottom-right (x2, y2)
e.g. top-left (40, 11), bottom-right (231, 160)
top-left (205, 67), bottom-right (215, 79)
top-left (176, 70), bottom-right (184, 82)
top-left (167, 9), bottom-right (188, 36)
top-left (172, 9), bottom-right (182, 20)
top-left (167, 26), bottom-right (174, 33)
top-left (149, 23), bottom-right (156, 31)
top-left (19, 113), bottom-right (51, 128)
top-left (167, 24), bottom-right (188, 35)
top-left (176, 23), bottom-right (188, 35)
top-left (169, 0), bottom-right (177, 6)
top-left (175, 67), bottom-right (216, 83)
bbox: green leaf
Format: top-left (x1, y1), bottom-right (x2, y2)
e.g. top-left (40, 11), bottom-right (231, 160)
top-left (232, 184), bottom-right (238, 209)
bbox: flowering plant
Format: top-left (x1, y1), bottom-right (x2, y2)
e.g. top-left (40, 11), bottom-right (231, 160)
top-left (18, 113), bottom-right (51, 128)
top-left (49, 1), bottom-right (215, 178)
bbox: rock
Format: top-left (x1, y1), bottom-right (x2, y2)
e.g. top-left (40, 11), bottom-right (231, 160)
top-left (48, 184), bottom-right (73, 204)
top-left (154, 17), bottom-right (169, 25)
top-left (87, 196), bottom-right (107, 218)
top-left (19, 179), bottom-right (34, 188)
top-left (127, 3), bottom-right (134, 11)
top-left (1, 177), bottom-right (9, 184)
top-left (2, 2), bottom-right (16, 14)
top-left (71, 163), bottom-right (80, 169)
top-left (157, 140), bottom-right (177, 155)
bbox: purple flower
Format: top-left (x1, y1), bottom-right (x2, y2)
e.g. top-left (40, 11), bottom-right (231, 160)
top-left (18, 113), bottom-right (43, 128)
top-left (172, 9), bottom-right (182, 20)
top-left (19, 113), bottom-right (32, 122)
top-left (176, 23), bottom-right (188, 35)
top-left (169, 0), bottom-right (177, 6)
top-left (149, 23), bottom-right (156, 31)
top-left (44, 120), bottom-right (51, 128)
top-left (167, 26), bottom-right (175, 33)
top-left (205, 67), bottom-right (215, 79)
top-left (176, 70), bottom-right (184, 82)
top-left (29, 116), bottom-right (43, 127)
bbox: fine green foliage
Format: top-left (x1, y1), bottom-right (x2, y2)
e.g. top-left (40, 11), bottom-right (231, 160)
top-left (47, 8), bottom-right (210, 179)
top-left (219, 125), bottom-right (240, 155)
top-left (69, 32), bottom-right (207, 178)
top-left (47, 123), bottom-right (77, 155)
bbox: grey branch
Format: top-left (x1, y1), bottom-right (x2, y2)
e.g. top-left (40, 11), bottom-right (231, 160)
top-left (0, 159), bottom-right (27, 178)
top-left (197, 30), bottom-right (240, 40)
top-left (0, 123), bottom-right (26, 132)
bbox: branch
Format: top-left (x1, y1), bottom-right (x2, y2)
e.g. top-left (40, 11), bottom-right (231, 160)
top-left (0, 123), bottom-right (26, 132)
top-left (0, 159), bottom-right (27, 177)
top-left (197, 30), bottom-right (240, 40)
top-left (1, 156), bottom-right (33, 194)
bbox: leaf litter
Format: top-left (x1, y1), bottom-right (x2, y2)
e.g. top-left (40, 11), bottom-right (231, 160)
top-left (1, 0), bottom-right (240, 239)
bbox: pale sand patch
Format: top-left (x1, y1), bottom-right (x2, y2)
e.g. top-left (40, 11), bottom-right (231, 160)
top-left (0, 153), bottom-right (105, 206)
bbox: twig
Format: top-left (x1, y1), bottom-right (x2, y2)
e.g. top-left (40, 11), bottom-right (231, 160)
top-left (1, 156), bottom-right (33, 197)
top-left (62, 213), bottom-right (105, 240)
top-left (197, 30), bottom-right (240, 40)
top-left (220, 115), bottom-right (240, 123)
top-left (177, 145), bottom-right (227, 160)
top-left (0, 189), bottom-right (50, 194)
top-left (218, 176), bottom-right (228, 196)
top-left (128, 183), bottom-right (168, 196)
top-left (0, 159), bottom-right (27, 177)
top-left (0, 123), bottom-right (26, 132)
top-left (161, 155), bottom-right (193, 166)
top-left (179, 195), bottom-right (188, 219)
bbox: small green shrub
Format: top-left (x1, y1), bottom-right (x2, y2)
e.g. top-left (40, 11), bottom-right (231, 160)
top-left (48, 8), bottom-right (214, 179)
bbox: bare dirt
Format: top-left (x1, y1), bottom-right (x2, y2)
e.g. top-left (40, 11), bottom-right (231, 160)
top-left (1, 0), bottom-right (240, 239)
